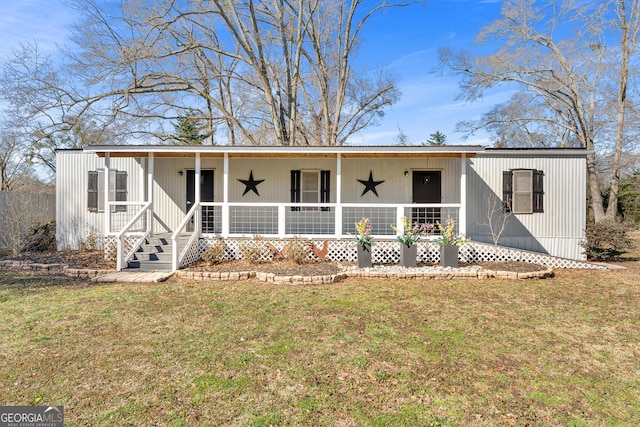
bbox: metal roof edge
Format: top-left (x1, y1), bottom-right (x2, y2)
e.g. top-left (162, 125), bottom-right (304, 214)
top-left (478, 148), bottom-right (592, 157)
top-left (55, 148), bottom-right (84, 153)
top-left (82, 144), bottom-right (487, 154)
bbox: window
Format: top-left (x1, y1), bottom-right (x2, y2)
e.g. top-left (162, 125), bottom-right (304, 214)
top-left (291, 170), bottom-right (330, 211)
top-left (87, 170), bottom-right (127, 212)
top-left (503, 169), bottom-right (544, 214)
top-left (301, 171), bottom-right (320, 204)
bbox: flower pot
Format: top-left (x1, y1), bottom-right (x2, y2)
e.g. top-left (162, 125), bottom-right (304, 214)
top-left (439, 244), bottom-right (459, 268)
top-left (400, 244), bottom-right (417, 267)
top-left (357, 243), bottom-right (372, 268)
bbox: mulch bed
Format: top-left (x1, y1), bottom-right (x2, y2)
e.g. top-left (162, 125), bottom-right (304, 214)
top-left (189, 259), bottom-right (548, 275)
top-left (476, 261), bottom-right (548, 273)
top-left (188, 259), bottom-right (344, 276)
top-left (1, 250), bottom-right (548, 275)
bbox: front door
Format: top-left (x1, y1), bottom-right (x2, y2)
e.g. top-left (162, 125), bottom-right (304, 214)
top-left (412, 171), bottom-right (441, 225)
top-left (186, 169), bottom-right (215, 232)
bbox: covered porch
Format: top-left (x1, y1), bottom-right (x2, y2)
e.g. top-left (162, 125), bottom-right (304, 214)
top-left (87, 145), bottom-right (481, 271)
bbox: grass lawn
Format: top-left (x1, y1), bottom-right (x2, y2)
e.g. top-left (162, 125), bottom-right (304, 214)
top-left (1, 256), bottom-right (639, 426)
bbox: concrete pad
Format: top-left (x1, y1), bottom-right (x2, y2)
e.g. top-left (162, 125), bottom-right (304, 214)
top-left (92, 271), bottom-right (173, 283)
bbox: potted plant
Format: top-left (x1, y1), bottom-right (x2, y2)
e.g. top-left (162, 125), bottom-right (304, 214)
top-left (351, 217), bottom-right (373, 268)
top-left (390, 217), bottom-right (434, 267)
top-left (436, 217), bottom-right (469, 268)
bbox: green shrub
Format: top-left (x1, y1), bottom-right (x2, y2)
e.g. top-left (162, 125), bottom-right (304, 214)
top-left (581, 221), bottom-right (633, 261)
top-left (202, 240), bottom-right (226, 265)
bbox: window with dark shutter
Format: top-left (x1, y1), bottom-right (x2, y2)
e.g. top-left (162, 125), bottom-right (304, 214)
top-left (503, 169), bottom-right (544, 214)
top-left (291, 170), bottom-right (329, 211)
top-left (502, 170), bottom-right (513, 213)
top-left (88, 169), bottom-right (128, 213)
top-left (88, 171), bottom-right (98, 212)
top-left (533, 170), bottom-right (544, 213)
top-left (291, 170), bottom-right (301, 211)
top-left (320, 170), bottom-right (330, 211)
top-left (115, 171), bottom-right (128, 212)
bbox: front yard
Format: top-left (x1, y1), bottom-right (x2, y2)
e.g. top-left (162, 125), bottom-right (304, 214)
top-left (1, 255), bottom-right (639, 425)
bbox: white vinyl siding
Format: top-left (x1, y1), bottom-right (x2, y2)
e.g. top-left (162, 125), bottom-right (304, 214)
top-left (57, 151), bottom-right (144, 250)
top-left (468, 154), bottom-right (586, 260)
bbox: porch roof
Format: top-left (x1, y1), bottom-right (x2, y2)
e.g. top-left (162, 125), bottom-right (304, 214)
top-left (83, 144), bottom-right (485, 158)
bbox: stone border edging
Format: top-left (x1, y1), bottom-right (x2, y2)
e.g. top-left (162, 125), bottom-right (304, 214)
top-left (173, 270), bottom-right (348, 285)
top-left (1, 260), bottom-right (554, 283)
top-left (0, 260), bottom-right (112, 279)
top-left (174, 271), bottom-right (255, 281)
top-left (255, 271), bottom-right (348, 285)
top-left (346, 267), bottom-right (554, 280)
top-left (174, 266), bottom-right (554, 284)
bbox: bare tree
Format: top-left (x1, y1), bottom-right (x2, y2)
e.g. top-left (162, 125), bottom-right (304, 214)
top-left (0, 43), bottom-right (133, 173)
top-left (0, 192), bottom-right (50, 256)
top-left (607, 0), bottom-right (640, 220)
top-left (440, 0), bottom-right (640, 223)
top-left (8, 0), bottom-right (407, 151)
top-left (0, 131), bottom-right (28, 191)
top-left (478, 193), bottom-right (512, 257)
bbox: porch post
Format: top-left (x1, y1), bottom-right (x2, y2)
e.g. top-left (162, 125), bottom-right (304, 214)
top-left (147, 152), bottom-right (154, 235)
top-left (104, 153), bottom-right (110, 235)
top-left (222, 152), bottom-right (229, 237)
top-left (459, 154), bottom-right (467, 236)
top-left (335, 153), bottom-right (342, 237)
top-left (195, 153), bottom-right (201, 233)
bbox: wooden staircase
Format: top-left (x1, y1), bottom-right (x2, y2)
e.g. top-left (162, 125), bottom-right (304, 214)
top-left (126, 235), bottom-right (173, 272)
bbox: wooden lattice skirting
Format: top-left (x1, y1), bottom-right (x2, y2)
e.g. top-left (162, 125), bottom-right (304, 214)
top-left (102, 237), bottom-right (605, 270)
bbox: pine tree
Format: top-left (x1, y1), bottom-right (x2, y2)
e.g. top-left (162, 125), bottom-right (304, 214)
top-left (173, 109), bottom-right (208, 145)
top-left (424, 131), bottom-right (447, 146)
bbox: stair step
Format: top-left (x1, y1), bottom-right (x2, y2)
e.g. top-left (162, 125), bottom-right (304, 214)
top-left (126, 235), bottom-right (175, 271)
top-left (133, 252), bottom-right (173, 262)
top-left (145, 237), bottom-right (170, 246)
top-left (126, 260), bottom-right (173, 272)
top-left (138, 244), bottom-right (171, 254)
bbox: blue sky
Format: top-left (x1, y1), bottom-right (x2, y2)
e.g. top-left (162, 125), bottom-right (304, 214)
top-left (0, 0), bottom-right (508, 146)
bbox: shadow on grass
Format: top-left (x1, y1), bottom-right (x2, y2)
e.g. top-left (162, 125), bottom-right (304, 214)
top-left (0, 270), bottom-right (85, 294)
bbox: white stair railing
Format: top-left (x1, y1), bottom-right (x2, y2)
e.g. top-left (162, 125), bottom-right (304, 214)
top-left (115, 201), bottom-right (152, 271)
top-left (171, 202), bottom-right (201, 271)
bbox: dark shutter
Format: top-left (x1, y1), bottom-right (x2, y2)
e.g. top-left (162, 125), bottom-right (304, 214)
top-left (115, 171), bottom-right (127, 212)
top-left (533, 170), bottom-right (544, 213)
top-left (87, 171), bottom-right (98, 212)
top-left (320, 170), bottom-right (330, 211)
top-left (290, 170), bottom-right (300, 211)
top-left (502, 170), bottom-right (513, 213)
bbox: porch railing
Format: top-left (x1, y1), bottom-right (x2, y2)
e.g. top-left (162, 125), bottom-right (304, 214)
top-left (164, 202), bottom-right (461, 271)
top-left (114, 201), bottom-right (152, 271)
top-left (196, 202), bottom-right (461, 238)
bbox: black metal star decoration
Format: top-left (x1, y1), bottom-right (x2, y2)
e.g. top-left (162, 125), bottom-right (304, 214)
top-left (358, 170), bottom-right (384, 197)
top-left (238, 170), bottom-right (265, 196)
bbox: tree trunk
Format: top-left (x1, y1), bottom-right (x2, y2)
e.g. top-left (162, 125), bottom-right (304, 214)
top-left (586, 151), bottom-right (606, 222)
top-left (606, 0), bottom-right (638, 221)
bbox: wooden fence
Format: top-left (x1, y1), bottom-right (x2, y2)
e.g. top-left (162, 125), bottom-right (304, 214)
top-left (0, 191), bottom-right (55, 251)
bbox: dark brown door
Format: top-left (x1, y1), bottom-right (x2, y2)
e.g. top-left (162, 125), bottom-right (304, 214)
top-left (186, 170), bottom-right (215, 232)
top-left (412, 171), bottom-right (441, 224)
